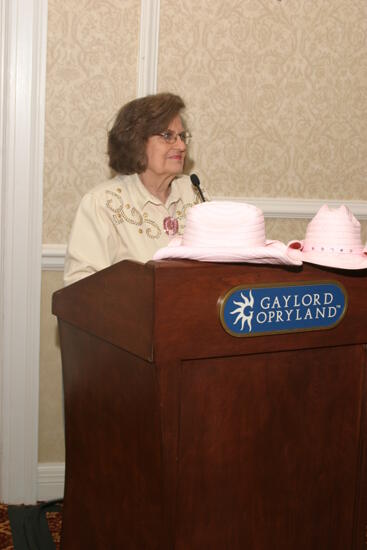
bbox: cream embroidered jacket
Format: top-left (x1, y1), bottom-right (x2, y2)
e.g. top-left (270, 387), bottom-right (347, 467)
top-left (64, 173), bottom-right (203, 286)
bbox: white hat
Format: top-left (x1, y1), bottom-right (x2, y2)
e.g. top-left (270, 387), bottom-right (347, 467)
top-left (287, 204), bottom-right (367, 270)
top-left (153, 201), bottom-right (302, 265)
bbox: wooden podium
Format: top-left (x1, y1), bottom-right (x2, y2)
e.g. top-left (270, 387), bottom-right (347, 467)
top-left (52, 260), bottom-right (367, 549)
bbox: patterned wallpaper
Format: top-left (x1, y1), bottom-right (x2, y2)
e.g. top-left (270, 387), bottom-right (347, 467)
top-left (158, 0), bottom-right (367, 203)
top-left (40, 0), bottom-right (367, 462)
top-left (42, 0), bottom-right (141, 243)
top-left (43, 0), bottom-right (367, 244)
top-left (40, 0), bottom-right (141, 461)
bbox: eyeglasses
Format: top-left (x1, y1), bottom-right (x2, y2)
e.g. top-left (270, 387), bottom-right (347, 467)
top-left (154, 130), bottom-right (192, 145)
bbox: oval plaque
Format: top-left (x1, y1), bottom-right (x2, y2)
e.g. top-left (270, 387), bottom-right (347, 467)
top-left (219, 281), bottom-right (347, 337)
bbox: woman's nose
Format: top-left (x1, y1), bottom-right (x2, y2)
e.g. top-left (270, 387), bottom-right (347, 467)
top-left (176, 135), bottom-right (187, 150)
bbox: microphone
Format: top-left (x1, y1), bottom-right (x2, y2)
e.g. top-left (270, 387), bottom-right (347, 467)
top-left (190, 173), bottom-right (206, 202)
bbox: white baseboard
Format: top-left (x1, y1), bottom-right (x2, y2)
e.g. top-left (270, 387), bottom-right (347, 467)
top-left (37, 462), bottom-right (65, 502)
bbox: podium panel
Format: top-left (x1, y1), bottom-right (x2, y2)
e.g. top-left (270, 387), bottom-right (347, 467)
top-left (53, 260), bottom-right (367, 549)
top-left (175, 347), bottom-right (364, 549)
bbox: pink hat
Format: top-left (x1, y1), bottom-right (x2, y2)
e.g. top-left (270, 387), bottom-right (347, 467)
top-left (153, 201), bottom-right (302, 265)
top-left (287, 204), bottom-right (367, 270)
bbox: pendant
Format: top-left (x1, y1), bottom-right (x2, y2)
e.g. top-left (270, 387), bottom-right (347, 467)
top-left (163, 216), bottom-right (179, 236)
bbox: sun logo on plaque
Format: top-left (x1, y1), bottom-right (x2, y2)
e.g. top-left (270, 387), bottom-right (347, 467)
top-left (230, 290), bottom-right (254, 332)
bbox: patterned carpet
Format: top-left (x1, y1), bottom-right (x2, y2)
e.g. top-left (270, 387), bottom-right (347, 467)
top-left (0, 502), bottom-right (62, 549)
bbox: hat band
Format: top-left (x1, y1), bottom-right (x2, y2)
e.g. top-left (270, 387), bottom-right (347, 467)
top-left (303, 243), bottom-right (365, 255)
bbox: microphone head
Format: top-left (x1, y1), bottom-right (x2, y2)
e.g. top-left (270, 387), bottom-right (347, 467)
top-left (190, 173), bottom-right (200, 187)
top-left (190, 173), bottom-right (206, 202)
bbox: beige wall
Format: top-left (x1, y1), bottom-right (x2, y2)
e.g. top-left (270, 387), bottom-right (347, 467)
top-left (40, 0), bottom-right (367, 462)
top-left (40, 0), bottom-right (141, 461)
top-left (39, 271), bottom-right (65, 462)
top-left (43, 0), bottom-right (141, 244)
top-left (158, 0), bottom-right (367, 200)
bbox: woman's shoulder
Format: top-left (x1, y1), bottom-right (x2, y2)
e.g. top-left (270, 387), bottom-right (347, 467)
top-left (75, 174), bottom-right (143, 224)
top-left (84, 174), bottom-right (135, 198)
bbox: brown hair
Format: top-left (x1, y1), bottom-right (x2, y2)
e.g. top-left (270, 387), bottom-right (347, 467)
top-left (108, 92), bottom-right (186, 174)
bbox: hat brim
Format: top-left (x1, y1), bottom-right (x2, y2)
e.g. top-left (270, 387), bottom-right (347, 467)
top-left (287, 241), bottom-right (367, 270)
top-left (153, 240), bottom-right (302, 266)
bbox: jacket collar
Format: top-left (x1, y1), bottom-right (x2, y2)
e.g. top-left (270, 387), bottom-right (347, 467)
top-left (127, 173), bottom-right (184, 209)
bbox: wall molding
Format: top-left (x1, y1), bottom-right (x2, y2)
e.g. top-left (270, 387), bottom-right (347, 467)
top-left (42, 243), bottom-right (67, 271)
top-left (220, 197), bottom-right (367, 219)
top-left (0, 0), bottom-right (48, 504)
top-left (42, 198), bottom-right (367, 270)
top-left (137, 0), bottom-right (160, 97)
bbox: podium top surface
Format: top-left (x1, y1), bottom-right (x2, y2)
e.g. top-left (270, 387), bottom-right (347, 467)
top-left (52, 259), bottom-right (367, 362)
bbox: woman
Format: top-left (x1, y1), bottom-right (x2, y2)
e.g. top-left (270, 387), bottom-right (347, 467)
top-left (64, 92), bottom-right (206, 286)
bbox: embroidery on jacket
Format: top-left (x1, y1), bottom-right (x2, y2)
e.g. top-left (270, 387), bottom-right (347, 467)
top-left (175, 195), bottom-right (200, 234)
top-left (105, 190), bottom-right (162, 239)
top-left (105, 189), bottom-right (200, 239)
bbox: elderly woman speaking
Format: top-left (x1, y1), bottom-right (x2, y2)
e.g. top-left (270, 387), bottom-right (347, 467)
top-left (64, 92), bottom-right (206, 286)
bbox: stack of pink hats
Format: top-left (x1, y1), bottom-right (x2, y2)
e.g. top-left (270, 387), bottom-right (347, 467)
top-left (154, 201), bottom-right (367, 271)
top-left (153, 201), bottom-right (301, 265)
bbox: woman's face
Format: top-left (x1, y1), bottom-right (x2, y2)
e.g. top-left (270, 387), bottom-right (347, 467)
top-left (144, 115), bottom-right (186, 181)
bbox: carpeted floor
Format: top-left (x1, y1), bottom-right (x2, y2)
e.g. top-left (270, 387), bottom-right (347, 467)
top-left (0, 502), bottom-right (62, 550)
